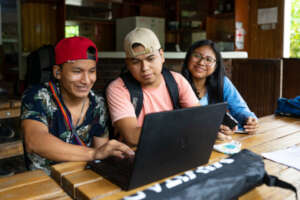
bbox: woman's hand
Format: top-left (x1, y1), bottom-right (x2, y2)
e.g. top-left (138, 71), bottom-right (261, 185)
top-left (243, 117), bottom-right (258, 134)
top-left (217, 125), bottom-right (238, 140)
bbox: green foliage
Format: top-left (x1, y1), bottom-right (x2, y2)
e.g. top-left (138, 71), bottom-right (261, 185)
top-left (290, 0), bottom-right (300, 57)
top-left (65, 25), bottom-right (79, 38)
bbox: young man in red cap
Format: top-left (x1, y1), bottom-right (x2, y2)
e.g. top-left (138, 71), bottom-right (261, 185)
top-left (21, 36), bottom-right (134, 174)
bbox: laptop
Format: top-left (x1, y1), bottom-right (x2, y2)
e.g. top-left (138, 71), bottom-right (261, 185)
top-left (89, 102), bottom-right (227, 190)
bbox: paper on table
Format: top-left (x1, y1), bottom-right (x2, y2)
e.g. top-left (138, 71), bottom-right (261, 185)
top-left (262, 146), bottom-right (300, 170)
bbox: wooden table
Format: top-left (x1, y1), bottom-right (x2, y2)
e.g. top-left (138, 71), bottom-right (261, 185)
top-left (50, 115), bottom-right (300, 200)
top-left (0, 169), bottom-right (72, 199)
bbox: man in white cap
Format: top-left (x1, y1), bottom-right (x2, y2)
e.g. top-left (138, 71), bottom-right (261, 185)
top-left (106, 28), bottom-right (199, 147)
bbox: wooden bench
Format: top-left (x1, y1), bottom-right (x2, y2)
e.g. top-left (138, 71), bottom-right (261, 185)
top-left (0, 100), bottom-right (23, 159)
top-left (0, 140), bottom-right (23, 160)
top-left (0, 100), bottom-right (21, 119)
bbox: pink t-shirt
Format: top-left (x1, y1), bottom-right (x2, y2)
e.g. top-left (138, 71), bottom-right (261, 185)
top-left (106, 71), bottom-right (199, 127)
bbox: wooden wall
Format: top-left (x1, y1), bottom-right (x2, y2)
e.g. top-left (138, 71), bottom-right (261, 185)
top-left (282, 59), bottom-right (300, 98)
top-left (21, 0), bottom-right (65, 52)
top-left (248, 0), bottom-right (284, 58)
top-left (231, 59), bottom-right (282, 117)
top-left (206, 15), bottom-right (234, 43)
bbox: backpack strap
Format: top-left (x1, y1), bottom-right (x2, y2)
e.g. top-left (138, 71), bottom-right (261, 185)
top-left (120, 72), bottom-right (144, 117)
top-left (121, 67), bottom-right (181, 118)
top-left (263, 174), bottom-right (298, 199)
top-left (162, 68), bottom-right (181, 109)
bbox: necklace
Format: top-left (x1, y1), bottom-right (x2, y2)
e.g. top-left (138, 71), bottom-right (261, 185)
top-left (69, 98), bottom-right (87, 145)
top-left (72, 98), bottom-right (87, 132)
top-left (196, 87), bottom-right (206, 99)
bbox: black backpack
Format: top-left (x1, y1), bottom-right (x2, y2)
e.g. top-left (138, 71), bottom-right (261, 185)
top-left (122, 149), bottom-right (298, 200)
top-left (120, 67), bottom-right (181, 116)
top-left (105, 67), bottom-right (181, 139)
top-left (25, 45), bottom-right (55, 89)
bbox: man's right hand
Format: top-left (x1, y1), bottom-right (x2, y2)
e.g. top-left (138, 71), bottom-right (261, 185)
top-left (93, 139), bottom-right (135, 160)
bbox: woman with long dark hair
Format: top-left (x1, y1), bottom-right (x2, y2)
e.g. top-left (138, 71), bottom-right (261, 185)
top-left (182, 40), bottom-right (258, 140)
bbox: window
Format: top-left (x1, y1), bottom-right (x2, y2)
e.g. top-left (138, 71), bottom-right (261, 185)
top-left (65, 25), bottom-right (79, 38)
top-left (285, 0), bottom-right (300, 57)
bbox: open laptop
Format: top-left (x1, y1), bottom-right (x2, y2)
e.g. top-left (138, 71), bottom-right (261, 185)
top-left (88, 102), bottom-right (227, 190)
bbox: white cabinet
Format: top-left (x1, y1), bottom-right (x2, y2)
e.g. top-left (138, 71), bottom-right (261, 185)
top-left (116, 16), bottom-right (165, 51)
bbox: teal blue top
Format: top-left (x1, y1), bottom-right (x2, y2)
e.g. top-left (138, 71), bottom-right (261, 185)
top-left (199, 76), bottom-right (257, 129)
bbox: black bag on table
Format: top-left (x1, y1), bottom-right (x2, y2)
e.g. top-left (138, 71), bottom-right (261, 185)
top-left (122, 149), bottom-right (298, 200)
top-left (275, 96), bottom-right (300, 117)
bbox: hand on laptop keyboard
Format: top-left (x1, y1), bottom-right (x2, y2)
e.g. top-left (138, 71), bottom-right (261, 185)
top-left (93, 139), bottom-right (135, 160)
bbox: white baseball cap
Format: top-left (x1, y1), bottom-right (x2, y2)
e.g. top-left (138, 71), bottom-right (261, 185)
top-left (124, 27), bottom-right (161, 58)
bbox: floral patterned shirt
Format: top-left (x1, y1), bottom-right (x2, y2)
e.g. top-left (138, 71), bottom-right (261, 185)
top-left (21, 82), bottom-right (108, 174)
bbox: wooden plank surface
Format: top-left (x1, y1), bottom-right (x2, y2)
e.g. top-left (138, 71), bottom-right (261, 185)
top-left (62, 169), bottom-right (103, 199)
top-left (0, 100), bottom-right (21, 110)
top-left (48, 193), bottom-right (73, 200)
top-left (76, 169), bottom-right (195, 200)
top-left (241, 167), bottom-right (300, 200)
top-left (0, 179), bottom-right (66, 200)
top-left (50, 115), bottom-right (300, 200)
top-left (0, 170), bottom-right (48, 193)
top-left (0, 169), bottom-right (72, 200)
top-left (10, 100), bottom-right (21, 108)
top-left (210, 115), bottom-right (300, 163)
top-left (51, 161), bottom-right (87, 184)
top-left (0, 140), bottom-right (24, 159)
top-left (76, 179), bottom-right (121, 200)
top-left (251, 131), bottom-right (300, 154)
top-left (0, 102), bottom-right (10, 110)
top-left (0, 108), bottom-right (20, 119)
top-left (240, 135), bottom-right (300, 199)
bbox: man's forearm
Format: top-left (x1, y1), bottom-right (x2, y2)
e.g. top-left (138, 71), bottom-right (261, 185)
top-left (26, 130), bottom-right (96, 162)
top-left (113, 117), bottom-right (142, 147)
top-left (119, 126), bottom-right (141, 147)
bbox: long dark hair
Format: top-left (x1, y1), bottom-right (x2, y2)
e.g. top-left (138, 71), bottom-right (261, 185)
top-left (181, 40), bottom-right (225, 104)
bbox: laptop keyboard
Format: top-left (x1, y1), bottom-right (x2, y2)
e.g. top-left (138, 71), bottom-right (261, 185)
top-left (104, 156), bottom-right (134, 176)
top-left (88, 156), bottom-right (135, 189)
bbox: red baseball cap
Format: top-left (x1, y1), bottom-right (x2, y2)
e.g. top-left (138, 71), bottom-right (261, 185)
top-left (55, 36), bottom-right (98, 65)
